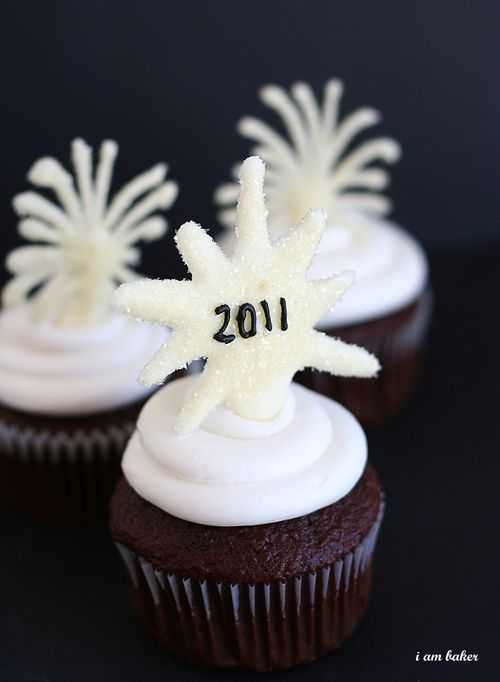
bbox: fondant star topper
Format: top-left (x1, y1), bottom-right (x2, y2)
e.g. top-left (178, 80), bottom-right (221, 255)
top-left (114, 157), bottom-right (380, 433)
top-left (216, 80), bottom-right (401, 235)
top-left (3, 138), bottom-right (178, 326)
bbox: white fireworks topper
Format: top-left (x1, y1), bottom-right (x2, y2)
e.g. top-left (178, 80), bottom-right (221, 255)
top-left (215, 79), bottom-right (401, 234)
top-left (114, 156), bottom-right (380, 434)
top-left (3, 138), bottom-right (178, 326)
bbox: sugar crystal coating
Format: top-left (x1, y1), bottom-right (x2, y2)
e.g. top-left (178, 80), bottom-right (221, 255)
top-left (114, 156), bottom-right (380, 433)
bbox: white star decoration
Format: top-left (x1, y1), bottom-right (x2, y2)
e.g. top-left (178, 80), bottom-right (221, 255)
top-left (114, 157), bottom-right (380, 434)
top-left (3, 138), bottom-right (178, 326)
top-left (215, 80), bottom-right (401, 236)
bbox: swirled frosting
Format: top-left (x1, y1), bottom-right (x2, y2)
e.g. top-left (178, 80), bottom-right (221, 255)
top-left (220, 212), bottom-right (427, 330)
top-left (0, 304), bottom-right (168, 416)
top-left (309, 213), bottom-right (428, 328)
top-left (122, 376), bottom-right (367, 526)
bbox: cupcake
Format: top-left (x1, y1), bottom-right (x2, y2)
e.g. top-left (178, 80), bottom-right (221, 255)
top-left (110, 157), bottom-right (385, 671)
top-left (0, 138), bottom-right (178, 523)
top-left (215, 80), bottom-right (431, 425)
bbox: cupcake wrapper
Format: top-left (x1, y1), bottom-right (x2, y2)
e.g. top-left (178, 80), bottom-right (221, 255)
top-left (298, 289), bottom-right (433, 425)
top-left (115, 500), bottom-right (384, 671)
top-left (0, 417), bottom-right (134, 524)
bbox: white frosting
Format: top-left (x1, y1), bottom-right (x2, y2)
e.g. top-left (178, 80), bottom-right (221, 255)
top-left (310, 213), bottom-right (428, 328)
top-left (123, 376), bottom-right (367, 526)
top-left (0, 305), bottom-right (168, 416)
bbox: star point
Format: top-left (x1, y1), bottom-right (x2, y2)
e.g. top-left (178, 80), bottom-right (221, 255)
top-left (114, 156), bottom-right (380, 433)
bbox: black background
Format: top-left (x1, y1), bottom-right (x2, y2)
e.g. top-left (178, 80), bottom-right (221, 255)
top-left (1, 0), bottom-right (500, 273)
top-left (1, 1), bottom-right (499, 681)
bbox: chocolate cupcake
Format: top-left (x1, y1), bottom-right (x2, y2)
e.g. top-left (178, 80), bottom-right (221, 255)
top-left (111, 157), bottom-right (384, 670)
top-left (0, 138), bottom-right (178, 523)
top-left (215, 79), bottom-right (431, 425)
top-left (111, 444), bottom-right (384, 671)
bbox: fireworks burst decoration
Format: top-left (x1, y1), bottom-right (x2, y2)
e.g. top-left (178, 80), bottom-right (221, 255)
top-left (3, 138), bottom-right (178, 326)
top-left (215, 80), bottom-right (401, 235)
top-left (114, 156), bottom-right (379, 433)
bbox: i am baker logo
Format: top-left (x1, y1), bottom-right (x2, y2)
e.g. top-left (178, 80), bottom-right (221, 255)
top-left (416, 649), bottom-right (479, 663)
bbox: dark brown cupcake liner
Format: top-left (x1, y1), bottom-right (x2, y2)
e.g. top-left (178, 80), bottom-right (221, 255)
top-left (297, 288), bottom-right (433, 425)
top-left (115, 499), bottom-right (384, 671)
top-left (0, 414), bottom-right (135, 524)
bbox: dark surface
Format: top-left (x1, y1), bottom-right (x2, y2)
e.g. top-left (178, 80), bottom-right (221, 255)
top-left (1, 1), bottom-right (499, 677)
top-left (110, 466), bottom-right (381, 582)
top-left (2, 248), bottom-right (500, 680)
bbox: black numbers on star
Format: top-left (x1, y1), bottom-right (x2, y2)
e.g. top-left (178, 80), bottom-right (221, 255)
top-left (236, 303), bottom-right (257, 339)
top-left (213, 298), bottom-right (288, 344)
top-left (213, 305), bottom-right (235, 344)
